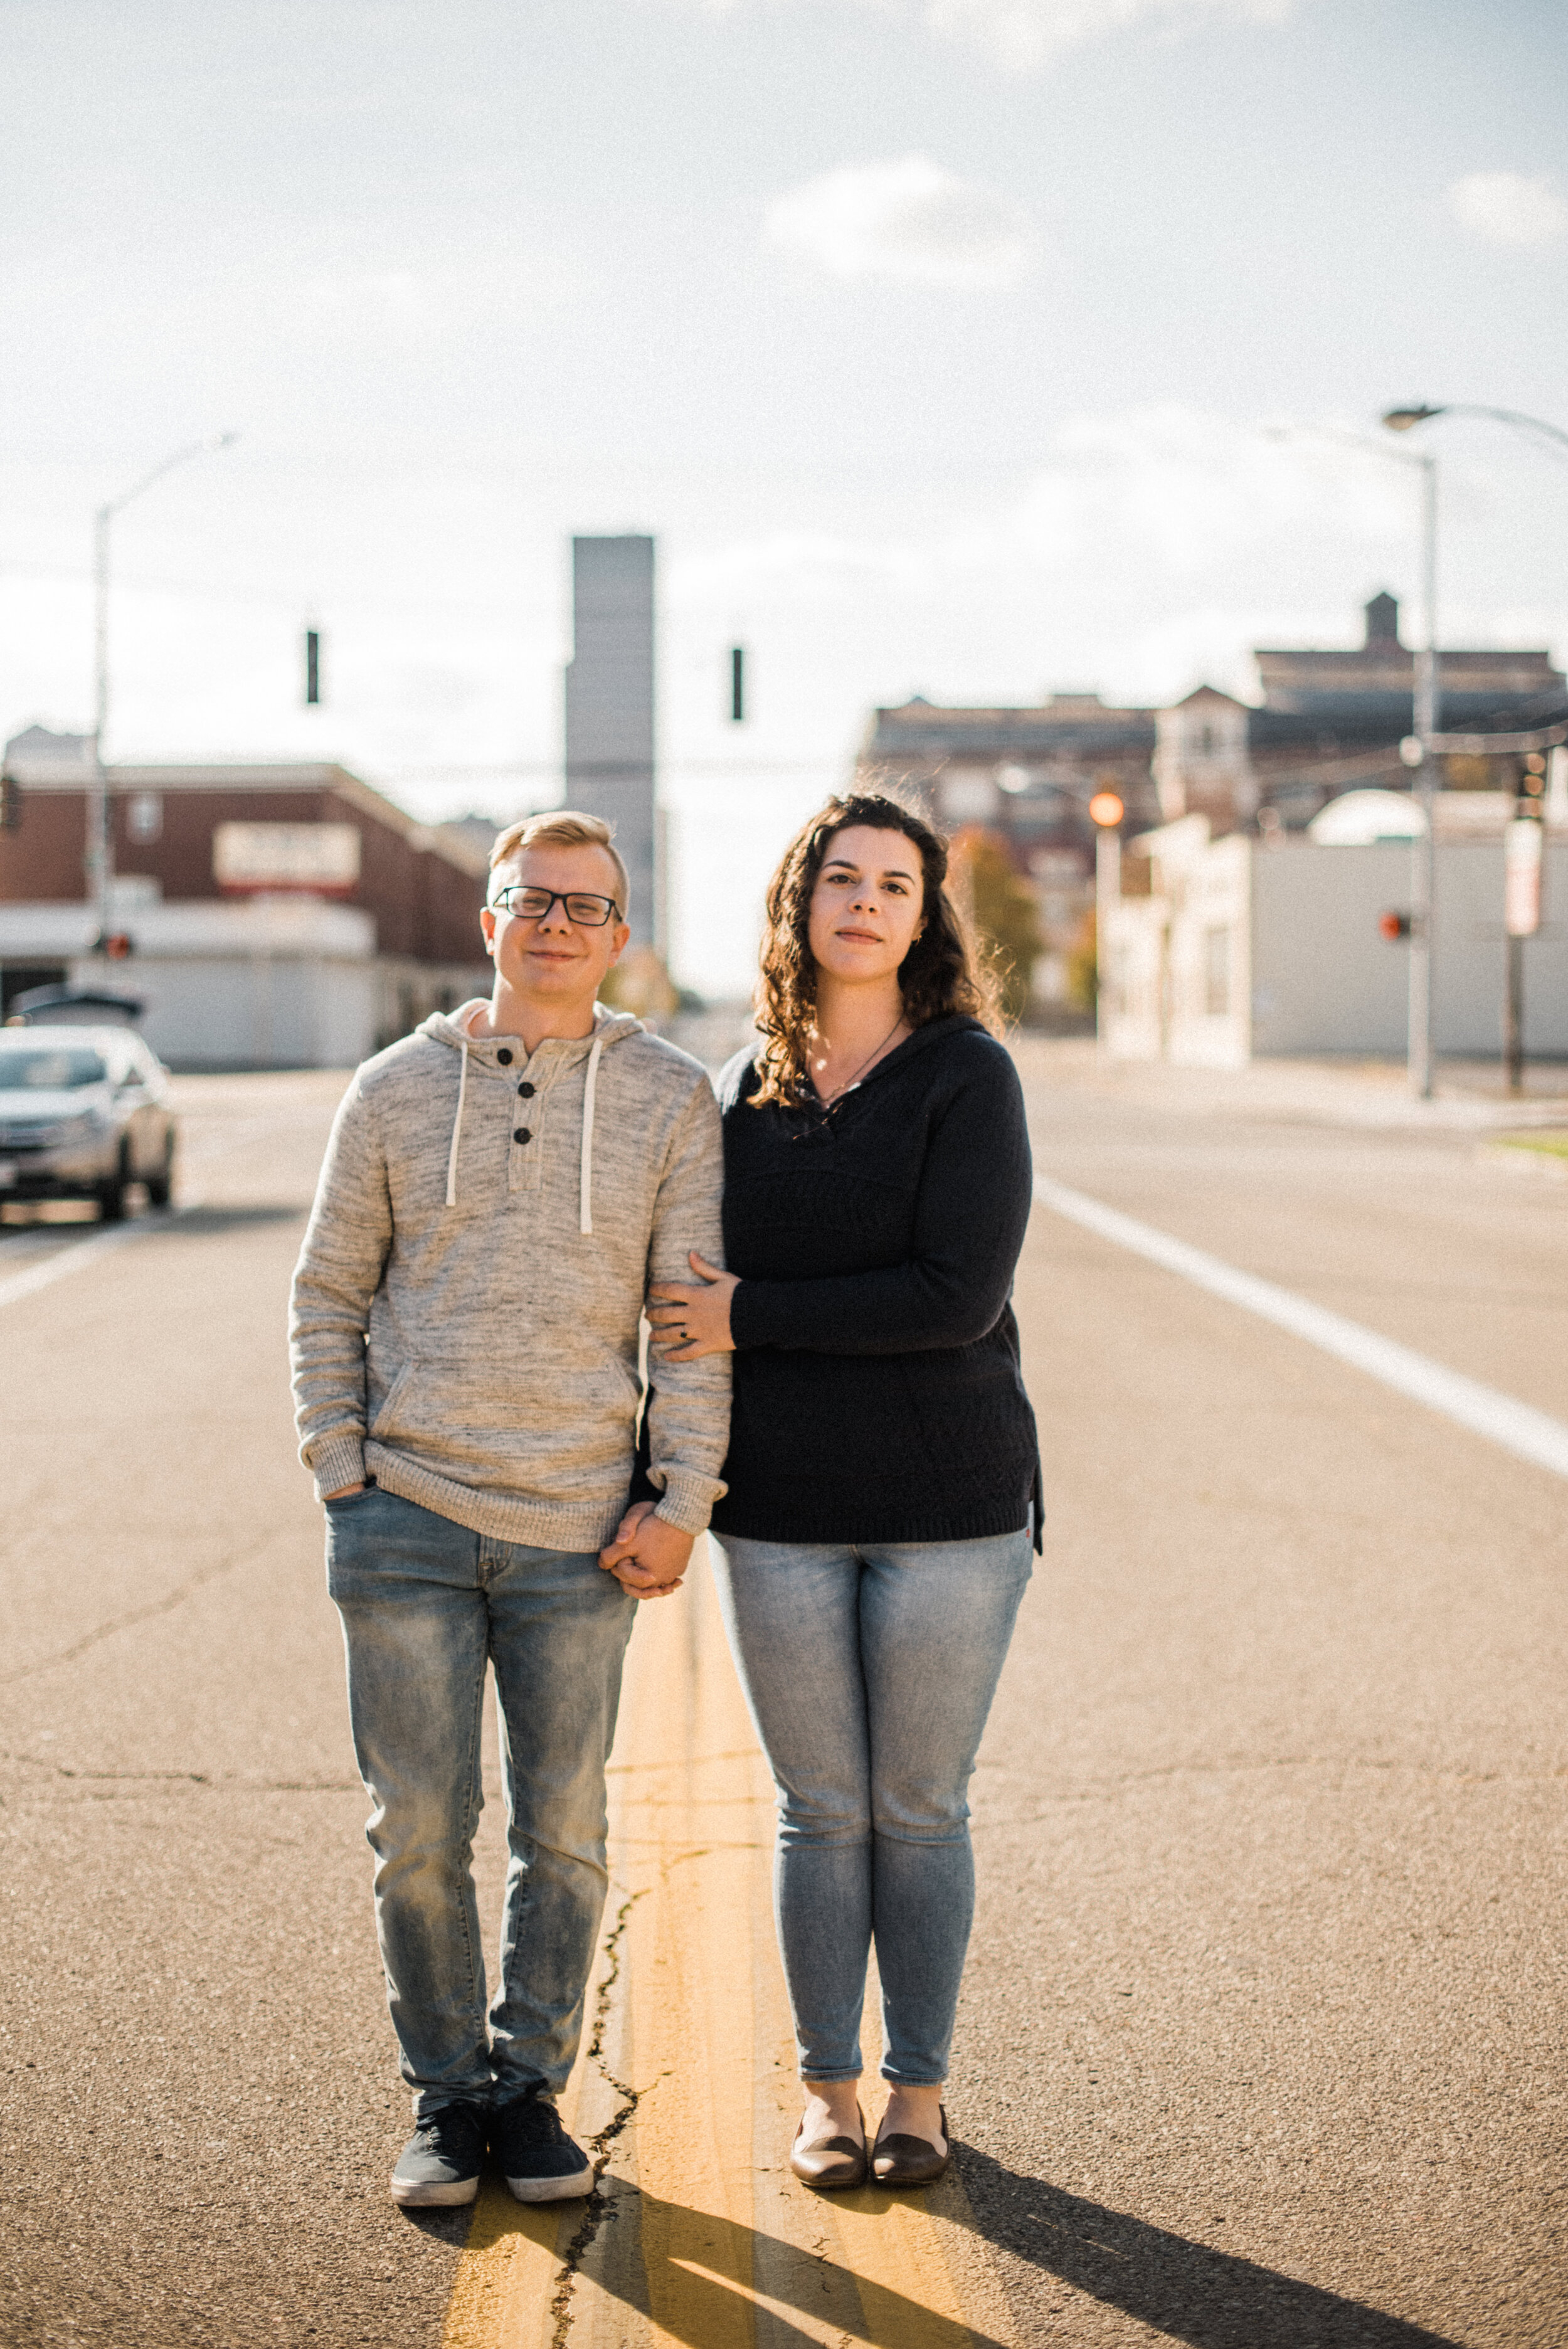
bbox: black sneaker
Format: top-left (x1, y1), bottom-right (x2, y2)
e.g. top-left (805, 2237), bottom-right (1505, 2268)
top-left (389, 2101), bottom-right (488, 2207)
top-left (491, 2091), bottom-right (594, 2203)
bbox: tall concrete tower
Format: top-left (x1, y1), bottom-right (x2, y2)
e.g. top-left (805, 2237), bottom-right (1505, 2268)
top-left (564, 535), bottom-right (659, 948)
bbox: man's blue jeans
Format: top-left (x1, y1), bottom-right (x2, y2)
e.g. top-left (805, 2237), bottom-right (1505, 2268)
top-left (326, 1485), bottom-right (635, 2117)
top-left (711, 1526), bottom-right (1032, 2087)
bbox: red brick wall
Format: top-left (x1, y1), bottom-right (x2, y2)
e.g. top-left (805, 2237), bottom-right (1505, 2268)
top-left (0, 783), bottom-right (486, 965)
top-left (0, 792), bottom-right (87, 899)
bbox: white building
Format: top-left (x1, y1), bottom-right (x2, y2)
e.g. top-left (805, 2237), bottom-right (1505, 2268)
top-left (1099, 798), bottom-right (1568, 1066)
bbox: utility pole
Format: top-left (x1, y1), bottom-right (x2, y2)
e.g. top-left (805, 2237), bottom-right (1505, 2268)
top-left (1276, 418), bottom-right (1441, 1096)
top-left (89, 433), bottom-right (237, 949)
top-left (1383, 398), bottom-right (1568, 1092)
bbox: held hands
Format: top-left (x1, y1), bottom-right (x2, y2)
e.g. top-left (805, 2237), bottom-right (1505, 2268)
top-left (647, 1251), bottom-right (738, 1360)
top-left (599, 1500), bottom-right (694, 1600)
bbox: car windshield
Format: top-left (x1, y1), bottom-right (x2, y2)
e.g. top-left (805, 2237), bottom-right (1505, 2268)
top-left (0, 1047), bottom-right (109, 1090)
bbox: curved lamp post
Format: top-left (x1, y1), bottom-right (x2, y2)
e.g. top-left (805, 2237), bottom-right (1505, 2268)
top-left (1384, 403), bottom-right (1568, 1095)
top-left (1384, 403), bottom-right (1568, 457)
top-left (1269, 420), bottom-right (1439, 1095)
top-left (90, 432), bottom-right (238, 949)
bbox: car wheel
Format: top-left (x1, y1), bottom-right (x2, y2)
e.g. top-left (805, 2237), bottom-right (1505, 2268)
top-left (98, 1142), bottom-right (131, 1223)
top-left (146, 1130), bottom-right (175, 1209)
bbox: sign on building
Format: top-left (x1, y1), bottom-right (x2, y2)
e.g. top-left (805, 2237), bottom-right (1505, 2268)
top-left (1504, 819), bottom-right (1544, 939)
top-left (213, 822), bottom-right (361, 894)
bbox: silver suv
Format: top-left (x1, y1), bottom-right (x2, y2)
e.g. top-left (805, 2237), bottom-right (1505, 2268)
top-left (0, 1026), bottom-right (177, 1221)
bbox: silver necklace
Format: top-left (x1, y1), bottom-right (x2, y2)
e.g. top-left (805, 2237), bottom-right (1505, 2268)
top-left (811, 1016), bottom-right (906, 1110)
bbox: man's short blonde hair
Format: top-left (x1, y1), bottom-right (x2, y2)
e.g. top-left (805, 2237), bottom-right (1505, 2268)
top-left (487, 810), bottom-right (629, 917)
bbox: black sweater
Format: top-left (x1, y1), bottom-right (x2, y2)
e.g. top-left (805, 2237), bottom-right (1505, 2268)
top-left (704, 1015), bottom-right (1041, 1551)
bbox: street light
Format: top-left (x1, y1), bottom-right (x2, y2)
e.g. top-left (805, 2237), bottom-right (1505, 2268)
top-left (1383, 403), bottom-right (1568, 458)
top-left (89, 432), bottom-right (238, 950)
top-left (1269, 421), bottom-right (1439, 1096)
top-left (1381, 401), bottom-right (1568, 1096)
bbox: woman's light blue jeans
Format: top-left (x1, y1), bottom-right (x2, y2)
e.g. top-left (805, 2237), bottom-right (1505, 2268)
top-left (326, 1485), bottom-right (635, 2118)
top-left (710, 1525), bottom-right (1032, 2086)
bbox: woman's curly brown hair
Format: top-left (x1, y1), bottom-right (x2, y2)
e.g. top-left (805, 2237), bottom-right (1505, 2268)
top-left (751, 792), bottom-right (1004, 1106)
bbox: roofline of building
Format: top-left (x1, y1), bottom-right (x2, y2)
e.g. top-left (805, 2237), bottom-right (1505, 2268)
top-left (4, 759), bottom-right (490, 879)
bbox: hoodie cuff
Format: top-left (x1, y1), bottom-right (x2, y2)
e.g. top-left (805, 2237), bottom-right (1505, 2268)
top-left (307, 1431), bottom-right (367, 1502)
top-left (652, 1466), bottom-right (726, 1538)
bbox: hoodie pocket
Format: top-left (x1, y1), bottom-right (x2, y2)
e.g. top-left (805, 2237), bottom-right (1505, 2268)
top-left (367, 1356), bottom-right (643, 1490)
top-left (368, 1361), bottom-right (414, 1441)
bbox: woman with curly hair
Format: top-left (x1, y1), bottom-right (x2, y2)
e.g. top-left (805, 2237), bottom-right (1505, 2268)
top-left (606, 792), bottom-right (1040, 2191)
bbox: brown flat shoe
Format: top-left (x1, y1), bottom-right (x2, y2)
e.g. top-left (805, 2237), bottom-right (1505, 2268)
top-left (871, 2104), bottom-right (950, 2187)
top-left (790, 2106), bottom-right (868, 2191)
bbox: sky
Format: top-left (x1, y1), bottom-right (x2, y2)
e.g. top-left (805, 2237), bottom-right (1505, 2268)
top-left (3, 0), bottom-right (1567, 990)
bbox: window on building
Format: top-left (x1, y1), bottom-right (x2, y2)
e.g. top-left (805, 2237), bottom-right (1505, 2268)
top-left (1204, 925), bottom-right (1231, 1017)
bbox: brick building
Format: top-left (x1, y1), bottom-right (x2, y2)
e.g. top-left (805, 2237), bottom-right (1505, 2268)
top-left (854, 595), bottom-right (1567, 1017)
top-left (0, 731), bottom-right (494, 1066)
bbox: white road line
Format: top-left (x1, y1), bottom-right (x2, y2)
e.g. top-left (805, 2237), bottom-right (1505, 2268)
top-left (0, 1196), bottom-right (203, 1314)
top-left (1033, 1173), bottom-right (1568, 1482)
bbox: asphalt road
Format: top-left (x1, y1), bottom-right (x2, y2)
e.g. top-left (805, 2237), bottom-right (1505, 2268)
top-left (1, 1049), bottom-right (1563, 2348)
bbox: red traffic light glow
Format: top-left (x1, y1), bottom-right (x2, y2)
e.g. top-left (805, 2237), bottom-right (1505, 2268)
top-left (1379, 909), bottom-right (1412, 941)
top-left (1088, 791), bottom-right (1124, 828)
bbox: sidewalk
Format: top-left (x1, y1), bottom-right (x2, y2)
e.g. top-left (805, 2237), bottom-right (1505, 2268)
top-left (1012, 1036), bottom-right (1568, 1135)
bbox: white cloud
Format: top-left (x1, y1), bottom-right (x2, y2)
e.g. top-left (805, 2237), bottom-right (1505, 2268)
top-left (1446, 171), bottom-right (1568, 248)
top-left (765, 155), bottom-right (1034, 286)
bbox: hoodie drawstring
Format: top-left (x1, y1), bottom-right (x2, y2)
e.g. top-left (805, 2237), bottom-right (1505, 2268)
top-left (579, 1032), bottom-right (603, 1235)
top-left (444, 1039), bottom-right (469, 1207)
top-left (443, 1022), bottom-right (604, 1224)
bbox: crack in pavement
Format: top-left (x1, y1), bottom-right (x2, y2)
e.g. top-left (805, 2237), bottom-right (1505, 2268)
top-left (548, 1891), bottom-right (659, 2346)
top-left (970, 1752), bottom-right (1568, 1820)
top-left (0, 1751), bottom-right (361, 1793)
top-left (0, 1530), bottom-right (283, 1686)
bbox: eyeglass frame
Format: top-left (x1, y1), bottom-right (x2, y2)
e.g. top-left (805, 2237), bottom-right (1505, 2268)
top-left (487, 884), bottom-right (623, 928)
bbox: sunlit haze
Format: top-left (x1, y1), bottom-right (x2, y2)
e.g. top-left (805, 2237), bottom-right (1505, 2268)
top-left (4, 0), bottom-right (1565, 990)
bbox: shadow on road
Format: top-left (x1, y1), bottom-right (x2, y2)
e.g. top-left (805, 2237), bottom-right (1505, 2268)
top-left (432, 2177), bottom-right (1012, 2348)
top-left (415, 2156), bottom-right (1467, 2348)
top-left (951, 2144), bottom-right (1464, 2348)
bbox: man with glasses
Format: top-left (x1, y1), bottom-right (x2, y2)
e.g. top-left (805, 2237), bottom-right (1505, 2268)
top-left (290, 810), bottom-right (729, 2208)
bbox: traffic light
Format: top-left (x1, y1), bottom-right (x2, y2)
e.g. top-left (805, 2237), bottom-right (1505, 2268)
top-left (1379, 909), bottom-right (1412, 941)
top-left (729, 645), bottom-right (746, 724)
top-left (93, 931), bottom-right (135, 960)
top-left (305, 628), bottom-right (322, 706)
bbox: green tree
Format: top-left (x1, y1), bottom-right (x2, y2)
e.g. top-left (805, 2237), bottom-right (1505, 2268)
top-left (948, 826), bottom-right (1041, 1022)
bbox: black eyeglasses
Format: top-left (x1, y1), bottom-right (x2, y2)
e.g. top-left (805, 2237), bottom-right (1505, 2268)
top-left (488, 886), bottom-right (622, 927)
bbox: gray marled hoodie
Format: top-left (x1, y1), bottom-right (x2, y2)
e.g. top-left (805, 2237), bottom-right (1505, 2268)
top-left (289, 1002), bottom-right (729, 1550)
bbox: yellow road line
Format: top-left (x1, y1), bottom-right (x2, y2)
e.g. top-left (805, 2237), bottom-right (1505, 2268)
top-left (443, 1542), bottom-right (1016, 2349)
